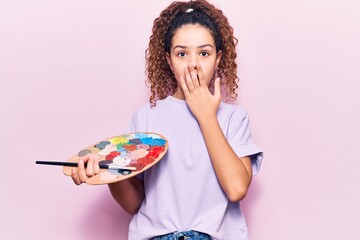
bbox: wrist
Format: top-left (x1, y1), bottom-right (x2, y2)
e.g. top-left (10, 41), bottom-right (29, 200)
top-left (198, 114), bottom-right (218, 128)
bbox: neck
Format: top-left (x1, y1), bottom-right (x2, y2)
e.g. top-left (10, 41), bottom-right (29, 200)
top-left (172, 88), bottom-right (185, 100)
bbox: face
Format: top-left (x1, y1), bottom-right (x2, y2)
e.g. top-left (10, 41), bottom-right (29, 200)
top-left (166, 24), bottom-right (222, 98)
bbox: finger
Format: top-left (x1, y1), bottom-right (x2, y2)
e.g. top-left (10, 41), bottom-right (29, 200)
top-left (196, 63), bottom-right (205, 86)
top-left (214, 77), bottom-right (221, 98)
top-left (93, 155), bottom-right (101, 175)
top-left (180, 74), bottom-right (190, 98)
top-left (86, 155), bottom-right (95, 177)
top-left (78, 159), bottom-right (88, 183)
top-left (188, 64), bottom-right (199, 88)
top-left (184, 66), bottom-right (195, 92)
top-left (71, 168), bottom-right (82, 185)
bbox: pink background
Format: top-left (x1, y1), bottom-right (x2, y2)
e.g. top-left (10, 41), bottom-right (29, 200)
top-left (1, 0), bottom-right (359, 239)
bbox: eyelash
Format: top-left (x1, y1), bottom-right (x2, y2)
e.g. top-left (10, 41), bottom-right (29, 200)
top-left (176, 51), bottom-right (210, 57)
top-left (177, 52), bottom-right (186, 57)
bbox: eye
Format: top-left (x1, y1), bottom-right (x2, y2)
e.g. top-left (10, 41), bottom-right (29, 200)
top-left (200, 51), bottom-right (209, 57)
top-left (177, 52), bottom-right (186, 57)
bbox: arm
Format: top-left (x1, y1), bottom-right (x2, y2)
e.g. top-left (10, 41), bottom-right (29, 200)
top-left (108, 178), bottom-right (145, 215)
top-left (198, 117), bottom-right (252, 202)
top-left (180, 64), bottom-right (253, 202)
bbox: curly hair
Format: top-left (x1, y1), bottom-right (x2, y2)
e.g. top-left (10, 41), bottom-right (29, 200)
top-left (145, 0), bottom-right (239, 106)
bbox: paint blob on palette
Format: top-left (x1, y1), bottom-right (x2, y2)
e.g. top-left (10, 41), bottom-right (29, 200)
top-left (63, 132), bottom-right (168, 185)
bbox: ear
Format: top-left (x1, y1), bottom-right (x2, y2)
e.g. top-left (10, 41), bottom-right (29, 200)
top-left (166, 52), bottom-right (173, 72)
top-left (215, 50), bottom-right (222, 68)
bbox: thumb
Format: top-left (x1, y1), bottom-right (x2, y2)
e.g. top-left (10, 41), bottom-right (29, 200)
top-left (214, 77), bottom-right (221, 98)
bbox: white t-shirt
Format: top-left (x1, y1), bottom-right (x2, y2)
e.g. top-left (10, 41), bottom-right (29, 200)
top-left (127, 96), bottom-right (263, 240)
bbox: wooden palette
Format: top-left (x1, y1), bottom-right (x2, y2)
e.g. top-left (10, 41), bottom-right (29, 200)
top-left (63, 132), bottom-right (168, 185)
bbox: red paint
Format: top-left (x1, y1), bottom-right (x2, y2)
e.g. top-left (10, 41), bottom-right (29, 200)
top-left (129, 163), bottom-right (145, 171)
top-left (146, 146), bottom-right (165, 159)
top-left (138, 157), bottom-right (155, 165)
top-left (123, 144), bottom-right (137, 151)
top-left (150, 146), bottom-right (165, 153)
top-left (146, 151), bottom-right (160, 159)
top-left (105, 151), bottom-right (120, 160)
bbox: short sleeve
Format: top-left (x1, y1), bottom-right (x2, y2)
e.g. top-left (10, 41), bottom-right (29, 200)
top-left (227, 108), bottom-right (263, 176)
top-left (126, 111), bottom-right (139, 133)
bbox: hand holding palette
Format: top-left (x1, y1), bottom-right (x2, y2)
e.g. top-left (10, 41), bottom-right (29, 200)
top-left (38, 132), bottom-right (168, 185)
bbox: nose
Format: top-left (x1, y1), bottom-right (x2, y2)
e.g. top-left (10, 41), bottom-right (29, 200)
top-left (188, 53), bottom-right (198, 67)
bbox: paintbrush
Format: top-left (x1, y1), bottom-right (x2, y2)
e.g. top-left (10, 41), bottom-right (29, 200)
top-left (35, 160), bottom-right (136, 170)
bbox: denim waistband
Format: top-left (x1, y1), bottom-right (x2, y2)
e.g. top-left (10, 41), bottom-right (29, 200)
top-left (151, 230), bottom-right (211, 240)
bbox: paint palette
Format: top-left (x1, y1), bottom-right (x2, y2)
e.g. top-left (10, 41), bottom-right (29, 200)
top-left (63, 132), bottom-right (168, 185)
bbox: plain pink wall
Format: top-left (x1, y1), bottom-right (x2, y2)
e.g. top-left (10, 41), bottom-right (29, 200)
top-left (1, 0), bottom-right (359, 239)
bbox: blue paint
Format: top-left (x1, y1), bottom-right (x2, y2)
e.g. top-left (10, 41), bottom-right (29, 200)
top-left (94, 141), bottom-right (111, 150)
top-left (141, 137), bottom-right (166, 146)
top-left (116, 145), bottom-right (125, 152)
top-left (151, 138), bottom-right (166, 146)
top-left (129, 138), bottom-right (142, 144)
top-left (134, 133), bottom-right (148, 138)
top-left (119, 151), bottom-right (127, 158)
top-left (108, 168), bottom-right (132, 176)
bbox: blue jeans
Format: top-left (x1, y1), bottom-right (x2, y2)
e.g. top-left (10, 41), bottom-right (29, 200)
top-left (151, 230), bottom-right (211, 240)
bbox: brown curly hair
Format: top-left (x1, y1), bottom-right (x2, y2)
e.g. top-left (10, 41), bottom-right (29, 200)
top-left (145, 0), bottom-right (239, 106)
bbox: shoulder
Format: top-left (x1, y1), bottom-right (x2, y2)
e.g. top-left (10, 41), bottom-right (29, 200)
top-left (218, 102), bottom-right (248, 121)
top-left (134, 98), bottom-right (170, 114)
top-left (135, 102), bottom-right (152, 113)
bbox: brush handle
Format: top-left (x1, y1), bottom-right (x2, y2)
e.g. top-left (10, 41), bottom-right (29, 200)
top-left (35, 161), bottom-right (135, 170)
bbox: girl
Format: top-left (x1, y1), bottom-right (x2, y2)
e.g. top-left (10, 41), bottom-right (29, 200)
top-left (72, 1), bottom-right (263, 239)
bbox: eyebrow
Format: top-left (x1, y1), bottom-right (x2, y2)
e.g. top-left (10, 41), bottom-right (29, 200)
top-left (173, 44), bottom-right (214, 51)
